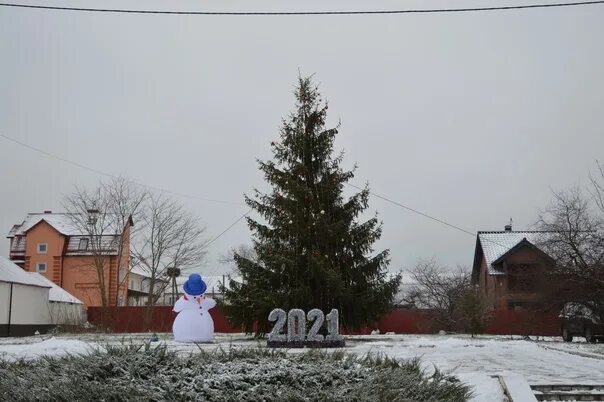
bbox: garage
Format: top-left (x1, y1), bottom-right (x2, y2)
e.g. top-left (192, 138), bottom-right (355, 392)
top-left (0, 256), bottom-right (52, 337)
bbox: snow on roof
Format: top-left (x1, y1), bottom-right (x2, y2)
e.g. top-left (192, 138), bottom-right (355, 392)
top-left (478, 231), bottom-right (547, 275)
top-left (0, 256), bottom-right (51, 288)
top-left (8, 213), bottom-right (80, 237)
top-left (7, 224), bottom-right (20, 237)
top-left (27, 273), bottom-right (83, 304)
top-left (8, 212), bottom-right (125, 238)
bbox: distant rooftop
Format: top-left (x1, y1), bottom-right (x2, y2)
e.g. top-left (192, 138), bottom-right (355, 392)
top-left (7, 211), bottom-right (126, 238)
top-left (477, 231), bottom-right (548, 275)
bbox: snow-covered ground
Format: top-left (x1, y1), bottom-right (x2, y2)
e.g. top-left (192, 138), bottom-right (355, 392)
top-left (2, 333), bottom-right (604, 401)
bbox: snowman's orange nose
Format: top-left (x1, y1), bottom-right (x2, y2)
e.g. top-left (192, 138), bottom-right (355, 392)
top-left (196, 297), bottom-right (201, 305)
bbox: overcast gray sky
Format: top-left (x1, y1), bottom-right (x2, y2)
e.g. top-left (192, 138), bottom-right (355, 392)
top-left (1, 0), bottom-right (603, 277)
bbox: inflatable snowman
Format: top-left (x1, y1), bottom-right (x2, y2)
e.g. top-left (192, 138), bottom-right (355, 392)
top-left (172, 274), bottom-right (216, 343)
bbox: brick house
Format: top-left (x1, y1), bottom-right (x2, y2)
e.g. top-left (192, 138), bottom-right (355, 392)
top-left (471, 224), bottom-right (554, 311)
top-left (7, 211), bottom-right (132, 307)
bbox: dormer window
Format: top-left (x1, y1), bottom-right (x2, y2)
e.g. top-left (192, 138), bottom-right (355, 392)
top-left (37, 243), bottom-right (47, 254)
top-left (79, 238), bottom-right (89, 250)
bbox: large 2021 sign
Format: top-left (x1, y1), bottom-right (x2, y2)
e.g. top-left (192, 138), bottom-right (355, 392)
top-left (267, 308), bottom-right (345, 348)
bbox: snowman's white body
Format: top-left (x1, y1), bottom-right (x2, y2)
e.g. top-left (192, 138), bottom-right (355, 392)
top-left (172, 294), bottom-right (216, 343)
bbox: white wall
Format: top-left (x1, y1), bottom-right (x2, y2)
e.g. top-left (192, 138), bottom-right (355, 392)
top-left (0, 282), bottom-right (10, 325)
top-left (9, 283), bottom-right (51, 325)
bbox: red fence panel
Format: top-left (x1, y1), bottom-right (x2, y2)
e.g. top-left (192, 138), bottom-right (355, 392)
top-left (486, 310), bottom-right (560, 336)
top-left (374, 309), bottom-right (435, 334)
top-left (88, 306), bottom-right (243, 333)
top-left (88, 306), bottom-right (561, 336)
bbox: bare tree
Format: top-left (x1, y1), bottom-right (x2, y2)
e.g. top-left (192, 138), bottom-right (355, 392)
top-left (131, 193), bottom-right (207, 315)
top-left (218, 244), bottom-right (256, 269)
top-left (403, 259), bottom-right (475, 332)
top-left (589, 160), bottom-right (604, 215)
top-left (535, 187), bottom-right (604, 320)
top-left (63, 177), bottom-right (147, 309)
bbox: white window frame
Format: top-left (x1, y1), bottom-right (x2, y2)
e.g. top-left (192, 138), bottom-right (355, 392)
top-left (37, 243), bottom-right (48, 254)
top-left (36, 262), bottom-right (47, 272)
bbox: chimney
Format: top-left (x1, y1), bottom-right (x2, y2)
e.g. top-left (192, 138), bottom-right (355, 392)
top-left (43, 210), bottom-right (52, 214)
top-left (504, 217), bottom-right (513, 232)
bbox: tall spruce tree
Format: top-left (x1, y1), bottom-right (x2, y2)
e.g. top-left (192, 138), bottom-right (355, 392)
top-left (223, 76), bottom-right (401, 335)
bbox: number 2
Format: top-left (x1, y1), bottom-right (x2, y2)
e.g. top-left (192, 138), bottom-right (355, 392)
top-left (306, 309), bottom-right (325, 341)
top-left (268, 308), bottom-right (286, 341)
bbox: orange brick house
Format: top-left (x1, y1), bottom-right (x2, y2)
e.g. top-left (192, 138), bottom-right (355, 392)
top-left (471, 224), bottom-right (555, 311)
top-left (7, 211), bottom-right (132, 307)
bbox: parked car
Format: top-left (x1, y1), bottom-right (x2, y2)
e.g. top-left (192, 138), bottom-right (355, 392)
top-left (560, 303), bottom-right (604, 343)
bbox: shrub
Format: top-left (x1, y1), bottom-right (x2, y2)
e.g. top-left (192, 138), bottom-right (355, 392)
top-left (0, 345), bottom-right (471, 401)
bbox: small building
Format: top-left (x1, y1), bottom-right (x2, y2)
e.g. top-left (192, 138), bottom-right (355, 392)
top-left (0, 256), bottom-right (52, 336)
top-left (27, 272), bottom-right (85, 326)
top-left (471, 224), bottom-right (554, 310)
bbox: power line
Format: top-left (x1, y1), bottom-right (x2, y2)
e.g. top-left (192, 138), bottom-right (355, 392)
top-left (1, 132), bottom-right (251, 262)
top-left (202, 208), bottom-right (252, 249)
top-left (0, 132), bottom-right (479, 239)
top-left (346, 183), bottom-right (516, 251)
top-left (0, 133), bottom-right (245, 206)
top-left (346, 182), bottom-right (476, 237)
top-left (0, 133), bottom-right (511, 247)
top-left (201, 208), bottom-right (252, 287)
top-left (0, 1), bottom-right (603, 15)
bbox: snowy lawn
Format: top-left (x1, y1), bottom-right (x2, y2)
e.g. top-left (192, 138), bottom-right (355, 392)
top-left (1, 333), bottom-right (604, 401)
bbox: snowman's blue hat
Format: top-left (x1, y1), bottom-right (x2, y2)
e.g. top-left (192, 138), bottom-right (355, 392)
top-left (183, 273), bottom-right (207, 296)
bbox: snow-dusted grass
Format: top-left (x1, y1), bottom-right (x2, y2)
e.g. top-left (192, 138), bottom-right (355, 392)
top-left (0, 345), bottom-right (472, 402)
top-left (2, 333), bottom-right (604, 401)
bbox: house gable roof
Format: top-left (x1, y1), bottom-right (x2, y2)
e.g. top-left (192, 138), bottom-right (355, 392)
top-left (472, 231), bottom-right (551, 277)
top-left (7, 212), bottom-right (129, 238)
top-left (21, 218), bottom-right (65, 237)
top-left (8, 212), bottom-right (132, 257)
top-left (492, 237), bottom-right (555, 266)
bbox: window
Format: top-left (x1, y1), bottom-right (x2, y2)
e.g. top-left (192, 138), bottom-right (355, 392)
top-left (78, 238), bottom-right (89, 250)
top-left (36, 262), bottom-right (47, 272)
top-left (130, 280), bottom-right (134, 289)
top-left (507, 264), bottom-right (538, 291)
top-left (37, 243), bottom-right (47, 254)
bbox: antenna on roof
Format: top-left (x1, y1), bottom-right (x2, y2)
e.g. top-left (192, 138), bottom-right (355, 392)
top-left (504, 217), bottom-right (513, 232)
